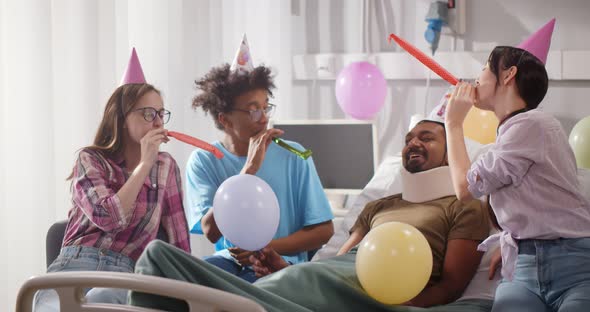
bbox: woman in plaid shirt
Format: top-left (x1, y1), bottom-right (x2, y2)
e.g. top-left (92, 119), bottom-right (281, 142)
top-left (34, 49), bottom-right (190, 311)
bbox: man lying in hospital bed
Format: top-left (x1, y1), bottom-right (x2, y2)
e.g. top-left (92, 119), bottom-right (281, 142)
top-left (127, 111), bottom-right (498, 311)
top-left (313, 114), bottom-right (502, 303)
top-left (312, 119), bottom-right (501, 307)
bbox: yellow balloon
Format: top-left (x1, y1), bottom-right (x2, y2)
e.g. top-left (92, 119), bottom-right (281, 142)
top-left (569, 115), bottom-right (590, 169)
top-left (355, 222), bottom-right (433, 305)
top-left (463, 107), bottom-right (499, 144)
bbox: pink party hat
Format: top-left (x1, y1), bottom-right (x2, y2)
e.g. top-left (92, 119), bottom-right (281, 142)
top-left (517, 18), bottom-right (556, 65)
top-left (409, 87), bottom-right (452, 130)
top-left (120, 47), bottom-right (147, 85)
top-left (230, 34), bottom-right (254, 73)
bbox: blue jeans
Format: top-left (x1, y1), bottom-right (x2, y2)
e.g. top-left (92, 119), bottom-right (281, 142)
top-left (34, 246), bottom-right (135, 312)
top-left (203, 255), bottom-right (258, 283)
top-left (492, 238), bottom-right (590, 312)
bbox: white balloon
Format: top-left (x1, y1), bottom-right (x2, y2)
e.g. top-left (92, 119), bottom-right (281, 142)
top-left (213, 174), bottom-right (280, 251)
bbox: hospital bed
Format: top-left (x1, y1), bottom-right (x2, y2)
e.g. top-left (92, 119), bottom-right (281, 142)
top-left (17, 120), bottom-right (590, 312)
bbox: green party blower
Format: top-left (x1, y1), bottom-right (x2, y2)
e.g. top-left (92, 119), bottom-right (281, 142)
top-left (272, 137), bottom-right (312, 160)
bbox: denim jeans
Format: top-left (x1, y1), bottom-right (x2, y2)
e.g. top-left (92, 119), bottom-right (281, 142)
top-left (492, 238), bottom-right (590, 312)
top-left (33, 246), bottom-right (135, 312)
top-left (203, 255), bottom-right (258, 283)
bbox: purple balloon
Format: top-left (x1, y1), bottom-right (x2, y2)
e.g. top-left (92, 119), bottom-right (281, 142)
top-left (213, 174), bottom-right (280, 251)
top-left (335, 62), bottom-right (387, 120)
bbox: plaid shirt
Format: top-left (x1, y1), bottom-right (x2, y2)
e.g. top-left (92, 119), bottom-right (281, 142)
top-left (62, 148), bottom-right (191, 261)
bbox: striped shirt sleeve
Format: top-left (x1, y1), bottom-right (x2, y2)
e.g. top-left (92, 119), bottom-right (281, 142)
top-left (161, 154), bottom-right (191, 253)
top-left (71, 149), bottom-right (133, 233)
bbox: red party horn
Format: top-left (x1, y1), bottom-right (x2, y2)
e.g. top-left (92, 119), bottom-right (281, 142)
top-left (388, 33), bottom-right (459, 86)
top-left (168, 131), bottom-right (224, 159)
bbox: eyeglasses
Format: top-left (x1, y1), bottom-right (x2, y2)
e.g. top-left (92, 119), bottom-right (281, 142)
top-left (132, 107), bottom-right (171, 124)
top-left (232, 103), bottom-right (276, 122)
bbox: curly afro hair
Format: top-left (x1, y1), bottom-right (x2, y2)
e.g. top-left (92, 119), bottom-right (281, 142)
top-left (192, 64), bottom-right (275, 130)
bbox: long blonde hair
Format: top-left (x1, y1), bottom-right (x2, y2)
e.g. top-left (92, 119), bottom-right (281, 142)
top-left (68, 83), bottom-right (160, 179)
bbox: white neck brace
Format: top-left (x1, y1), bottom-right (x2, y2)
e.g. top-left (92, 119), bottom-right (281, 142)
top-left (401, 166), bottom-right (455, 203)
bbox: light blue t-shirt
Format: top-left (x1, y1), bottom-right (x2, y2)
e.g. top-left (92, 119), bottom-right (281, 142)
top-left (185, 140), bottom-right (333, 264)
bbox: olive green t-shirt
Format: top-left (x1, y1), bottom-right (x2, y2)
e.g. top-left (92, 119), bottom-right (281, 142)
top-left (350, 194), bottom-right (489, 283)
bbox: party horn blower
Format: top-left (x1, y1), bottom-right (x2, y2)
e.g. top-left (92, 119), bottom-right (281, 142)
top-left (168, 131), bottom-right (224, 159)
top-left (388, 33), bottom-right (459, 86)
top-left (272, 137), bottom-right (312, 160)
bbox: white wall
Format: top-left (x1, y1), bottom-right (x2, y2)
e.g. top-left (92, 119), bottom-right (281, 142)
top-left (0, 0), bottom-right (292, 309)
top-left (1, 0), bottom-right (55, 308)
top-left (292, 0), bottom-right (590, 161)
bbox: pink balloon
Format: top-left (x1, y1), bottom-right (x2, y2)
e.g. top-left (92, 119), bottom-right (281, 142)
top-left (335, 62), bottom-right (387, 119)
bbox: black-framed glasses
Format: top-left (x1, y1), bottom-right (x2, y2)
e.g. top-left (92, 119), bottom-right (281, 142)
top-left (232, 103), bottom-right (276, 122)
top-left (132, 107), bottom-right (171, 124)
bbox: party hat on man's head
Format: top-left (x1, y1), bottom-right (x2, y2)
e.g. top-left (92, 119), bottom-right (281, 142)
top-left (230, 34), bottom-right (255, 74)
top-left (120, 48), bottom-right (146, 85)
top-left (409, 87), bottom-right (452, 130)
top-left (427, 87), bottom-right (452, 124)
top-left (517, 18), bottom-right (556, 65)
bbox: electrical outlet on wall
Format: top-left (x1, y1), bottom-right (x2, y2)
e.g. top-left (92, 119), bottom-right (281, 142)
top-left (316, 54), bottom-right (335, 79)
top-left (444, 0), bottom-right (466, 35)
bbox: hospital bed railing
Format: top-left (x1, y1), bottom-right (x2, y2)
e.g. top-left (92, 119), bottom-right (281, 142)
top-left (16, 271), bottom-right (267, 312)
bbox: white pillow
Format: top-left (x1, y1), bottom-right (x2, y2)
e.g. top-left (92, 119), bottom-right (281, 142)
top-left (457, 226), bottom-right (500, 301)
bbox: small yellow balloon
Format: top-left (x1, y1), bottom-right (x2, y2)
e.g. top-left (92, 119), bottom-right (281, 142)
top-left (355, 222), bottom-right (433, 305)
top-left (569, 115), bottom-right (590, 169)
top-left (463, 107), bottom-right (499, 144)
